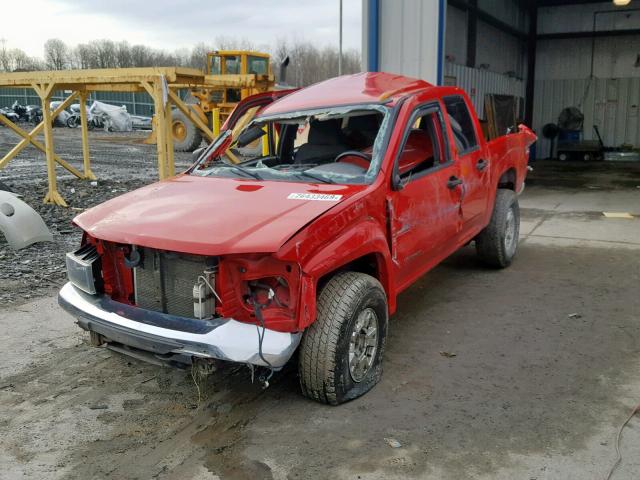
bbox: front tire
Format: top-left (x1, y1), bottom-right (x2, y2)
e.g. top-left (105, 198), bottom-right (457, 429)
top-left (475, 189), bottom-right (520, 268)
top-left (299, 272), bottom-right (388, 405)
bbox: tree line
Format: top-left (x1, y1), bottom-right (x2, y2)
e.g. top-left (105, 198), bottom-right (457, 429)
top-left (0, 37), bottom-right (361, 87)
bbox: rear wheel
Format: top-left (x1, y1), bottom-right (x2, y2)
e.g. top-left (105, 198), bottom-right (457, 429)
top-left (475, 189), bottom-right (520, 268)
top-left (299, 272), bottom-right (388, 405)
top-left (172, 109), bottom-right (203, 152)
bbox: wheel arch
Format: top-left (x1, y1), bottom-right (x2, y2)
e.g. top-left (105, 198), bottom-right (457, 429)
top-left (498, 167), bottom-right (517, 191)
top-left (295, 219), bottom-right (396, 330)
top-left (316, 251), bottom-right (390, 299)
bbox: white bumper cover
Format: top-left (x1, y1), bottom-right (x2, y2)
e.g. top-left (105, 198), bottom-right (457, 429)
top-left (58, 282), bottom-right (301, 368)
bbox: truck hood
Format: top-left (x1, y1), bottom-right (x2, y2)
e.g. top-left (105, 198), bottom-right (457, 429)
top-left (74, 175), bottom-right (365, 255)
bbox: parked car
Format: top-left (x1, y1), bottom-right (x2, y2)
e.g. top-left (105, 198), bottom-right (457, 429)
top-left (59, 72), bottom-right (536, 404)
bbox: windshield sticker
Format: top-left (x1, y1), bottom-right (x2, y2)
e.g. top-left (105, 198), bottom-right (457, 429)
top-left (288, 193), bottom-right (343, 202)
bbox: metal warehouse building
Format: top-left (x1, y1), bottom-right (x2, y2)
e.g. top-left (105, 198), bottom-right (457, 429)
top-left (362, 0), bottom-right (640, 159)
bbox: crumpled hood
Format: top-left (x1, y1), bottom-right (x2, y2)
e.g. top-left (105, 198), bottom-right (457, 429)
top-left (75, 175), bottom-right (365, 255)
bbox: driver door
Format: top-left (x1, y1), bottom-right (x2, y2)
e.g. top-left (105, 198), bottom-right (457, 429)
top-left (387, 102), bottom-right (463, 291)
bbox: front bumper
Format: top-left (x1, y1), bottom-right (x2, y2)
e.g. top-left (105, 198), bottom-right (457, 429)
top-left (58, 282), bottom-right (301, 368)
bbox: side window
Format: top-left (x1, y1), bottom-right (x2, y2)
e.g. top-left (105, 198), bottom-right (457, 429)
top-left (444, 96), bottom-right (478, 154)
top-left (397, 108), bottom-right (447, 181)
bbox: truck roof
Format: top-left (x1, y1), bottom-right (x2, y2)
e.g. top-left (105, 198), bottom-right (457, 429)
top-left (261, 71), bottom-right (433, 116)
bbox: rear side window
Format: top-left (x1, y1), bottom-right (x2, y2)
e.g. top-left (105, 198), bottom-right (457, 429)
top-left (444, 96), bottom-right (478, 154)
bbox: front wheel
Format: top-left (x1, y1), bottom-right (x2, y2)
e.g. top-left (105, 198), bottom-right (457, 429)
top-left (298, 272), bottom-right (388, 405)
top-left (475, 189), bottom-right (520, 268)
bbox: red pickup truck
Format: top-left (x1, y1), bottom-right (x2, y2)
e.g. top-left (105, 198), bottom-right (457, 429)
top-left (59, 72), bottom-right (536, 404)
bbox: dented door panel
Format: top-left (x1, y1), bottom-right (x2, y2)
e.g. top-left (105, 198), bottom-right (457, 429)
top-left (388, 164), bottom-right (462, 291)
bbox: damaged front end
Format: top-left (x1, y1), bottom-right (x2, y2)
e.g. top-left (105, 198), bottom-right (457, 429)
top-left (58, 235), bottom-right (302, 370)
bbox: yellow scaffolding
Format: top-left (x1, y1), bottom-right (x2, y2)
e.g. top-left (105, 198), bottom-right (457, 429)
top-left (0, 67), bottom-right (260, 206)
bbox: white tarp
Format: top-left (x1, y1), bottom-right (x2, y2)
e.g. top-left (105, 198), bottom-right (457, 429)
top-left (89, 101), bottom-right (133, 132)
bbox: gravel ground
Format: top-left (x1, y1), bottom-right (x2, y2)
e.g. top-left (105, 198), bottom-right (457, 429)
top-left (0, 127), bottom-right (194, 307)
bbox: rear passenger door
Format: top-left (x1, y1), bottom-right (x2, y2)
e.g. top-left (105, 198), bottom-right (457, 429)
top-left (443, 95), bottom-right (491, 234)
top-left (388, 102), bottom-right (463, 290)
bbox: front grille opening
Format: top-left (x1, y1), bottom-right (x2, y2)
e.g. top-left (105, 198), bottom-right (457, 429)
top-left (133, 247), bottom-right (217, 319)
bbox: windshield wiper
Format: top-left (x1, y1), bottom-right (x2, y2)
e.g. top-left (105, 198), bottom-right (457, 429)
top-left (297, 170), bottom-right (334, 184)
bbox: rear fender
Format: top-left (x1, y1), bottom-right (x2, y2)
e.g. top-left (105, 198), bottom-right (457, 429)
top-left (489, 124), bottom-right (537, 194)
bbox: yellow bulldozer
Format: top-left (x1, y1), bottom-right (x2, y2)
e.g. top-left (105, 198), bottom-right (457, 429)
top-left (150, 50), bottom-right (283, 152)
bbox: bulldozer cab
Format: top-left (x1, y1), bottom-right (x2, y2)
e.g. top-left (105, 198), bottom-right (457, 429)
top-left (151, 50), bottom-right (276, 153)
top-left (207, 51), bottom-right (271, 75)
top-left (206, 51), bottom-right (272, 104)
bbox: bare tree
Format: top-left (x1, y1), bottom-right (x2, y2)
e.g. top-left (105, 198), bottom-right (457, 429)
top-left (115, 41), bottom-right (133, 68)
top-left (272, 38), bottom-right (361, 87)
top-left (72, 43), bottom-right (93, 69)
top-left (11, 49), bottom-right (42, 71)
top-left (188, 43), bottom-right (213, 71)
top-left (130, 44), bottom-right (154, 67)
top-left (214, 36), bottom-right (259, 52)
top-left (91, 40), bottom-right (117, 68)
top-left (0, 39), bottom-right (10, 71)
top-left (44, 38), bottom-right (69, 70)
top-left (5, 37), bottom-right (361, 83)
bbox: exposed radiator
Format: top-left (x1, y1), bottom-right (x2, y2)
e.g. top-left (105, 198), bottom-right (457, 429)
top-left (134, 247), bottom-right (215, 318)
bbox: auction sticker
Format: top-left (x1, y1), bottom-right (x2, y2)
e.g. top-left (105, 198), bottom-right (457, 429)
top-left (287, 193), bottom-right (343, 201)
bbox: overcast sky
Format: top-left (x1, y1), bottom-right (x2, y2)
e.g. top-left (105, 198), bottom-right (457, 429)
top-left (2, 0), bottom-right (362, 58)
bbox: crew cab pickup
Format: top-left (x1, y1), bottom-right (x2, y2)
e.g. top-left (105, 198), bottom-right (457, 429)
top-left (59, 72), bottom-right (536, 405)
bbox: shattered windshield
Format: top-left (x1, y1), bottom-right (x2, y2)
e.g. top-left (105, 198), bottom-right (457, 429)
top-left (190, 104), bottom-right (391, 185)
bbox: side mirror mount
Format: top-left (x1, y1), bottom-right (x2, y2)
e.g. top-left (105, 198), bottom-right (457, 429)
top-left (391, 168), bottom-right (404, 191)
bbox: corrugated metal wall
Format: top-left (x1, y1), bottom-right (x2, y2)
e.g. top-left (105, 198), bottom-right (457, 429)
top-left (445, 2), bottom-right (527, 78)
top-left (0, 88), bottom-right (155, 116)
top-left (444, 62), bottom-right (525, 119)
top-left (536, 35), bottom-right (640, 80)
top-left (377, 0), bottom-right (441, 84)
top-left (532, 2), bottom-right (640, 156)
top-left (476, 20), bottom-right (525, 77)
top-left (532, 77), bottom-right (640, 157)
top-left (479, 0), bottom-right (528, 31)
top-left (538, 3), bottom-right (640, 35)
top-left (446, 5), bottom-right (468, 65)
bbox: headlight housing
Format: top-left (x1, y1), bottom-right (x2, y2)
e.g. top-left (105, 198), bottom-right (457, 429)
top-left (215, 255), bottom-right (300, 332)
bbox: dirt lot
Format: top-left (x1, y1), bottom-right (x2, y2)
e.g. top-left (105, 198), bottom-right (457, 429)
top-left (0, 127), bottom-right (194, 307)
top-left (1, 128), bottom-right (639, 479)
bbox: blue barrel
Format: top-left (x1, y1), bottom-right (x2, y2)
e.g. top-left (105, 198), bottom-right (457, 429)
top-left (558, 130), bottom-right (580, 142)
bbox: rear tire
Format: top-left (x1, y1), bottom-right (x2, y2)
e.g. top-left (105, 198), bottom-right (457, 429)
top-left (299, 272), bottom-right (388, 405)
top-left (172, 109), bottom-right (203, 152)
top-left (475, 189), bottom-right (520, 268)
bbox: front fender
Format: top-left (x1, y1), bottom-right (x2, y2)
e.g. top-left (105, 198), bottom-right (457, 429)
top-left (286, 217), bottom-right (395, 329)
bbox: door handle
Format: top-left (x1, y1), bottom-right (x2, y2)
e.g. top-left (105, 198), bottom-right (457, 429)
top-left (476, 159), bottom-right (488, 171)
top-left (447, 176), bottom-right (463, 189)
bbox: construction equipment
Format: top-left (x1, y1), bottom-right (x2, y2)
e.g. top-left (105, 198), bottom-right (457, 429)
top-left (153, 50), bottom-right (278, 152)
top-left (0, 67), bottom-right (211, 206)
